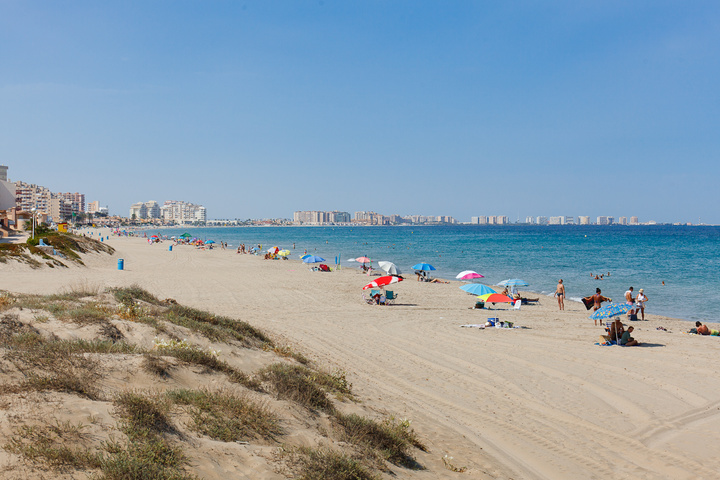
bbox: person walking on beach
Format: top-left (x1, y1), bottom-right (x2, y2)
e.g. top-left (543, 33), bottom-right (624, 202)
top-left (635, 288), bottom-right (648, 321)
top-left (555, 279), bottom-right (565, 311)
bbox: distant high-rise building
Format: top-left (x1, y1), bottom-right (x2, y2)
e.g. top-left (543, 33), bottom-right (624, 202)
top-left (525, 216), bottom-right (535, 224)
top-left (0, 165), bottom-right (7, 182)
top-left (619, 216), bottom-right (627, 225)
top-left (578, 216), bottom-right (590, 225)
top-left (630, 216), bottom-right (639, 225)
top-left (536, 216), bottom-right (548, 225)
top-left (549, 216), bottom-right (563, 225)
top-left (597, 216), bottom-right (610, 225)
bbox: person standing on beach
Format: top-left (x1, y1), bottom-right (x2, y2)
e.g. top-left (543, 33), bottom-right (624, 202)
top-left (635, 289), bottom-right (648, 320)
top-left (591, 288), bottom-right (611, 325)
top-left (625, 287), bottom-right (635, 316)
top-left (555, 279), bottom-right (565, 311)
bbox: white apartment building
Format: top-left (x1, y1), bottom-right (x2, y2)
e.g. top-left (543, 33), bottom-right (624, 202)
top-left (619, 216), bottom-right (627, 225)
top-left (630, 216), bottom-right (639, 225)
top-left (160, 201), bottom-right (206, 224)
top-left (548, 216), bottom-right (564, 225)
top-left (578, 216), bottom-right (590, 225)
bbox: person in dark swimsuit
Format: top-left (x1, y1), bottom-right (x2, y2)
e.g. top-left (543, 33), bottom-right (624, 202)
top-left (555, 279), bottom-right (565, 311)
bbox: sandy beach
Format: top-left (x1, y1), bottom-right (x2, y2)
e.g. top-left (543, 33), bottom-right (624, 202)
top-left (1, 230), bottom-right (719, 479)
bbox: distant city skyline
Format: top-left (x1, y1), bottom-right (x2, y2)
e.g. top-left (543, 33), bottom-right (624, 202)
top-left (3, 2), bottom-right (719, 224)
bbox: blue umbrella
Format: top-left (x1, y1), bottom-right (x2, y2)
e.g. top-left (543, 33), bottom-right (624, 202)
top-left (205, 240), bottom-right (215, 244)
top-left (590, 303), bottom-right (632, 320)
top-left (497, 279), bottom-right (529, 287)
top-left (412, 263), bottom-right (436, 271)
top-left (302, 255), bottom-right (325, 264)
top-left (460, 284), bottom-right (496, 296)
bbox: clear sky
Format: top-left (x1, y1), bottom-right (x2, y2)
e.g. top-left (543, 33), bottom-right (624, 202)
top-left (2, 1), bottom-right (718, 223)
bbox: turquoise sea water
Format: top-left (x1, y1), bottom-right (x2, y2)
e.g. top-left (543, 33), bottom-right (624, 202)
top-left (148, 225), bottom-right (720, 323)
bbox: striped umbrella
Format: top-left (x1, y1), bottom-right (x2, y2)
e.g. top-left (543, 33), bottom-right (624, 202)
top-left (363, 275), bottom-right (403, 290)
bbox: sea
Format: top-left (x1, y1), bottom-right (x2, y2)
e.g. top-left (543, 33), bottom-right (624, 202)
top-left (142, 225), bottom-right (720, 323)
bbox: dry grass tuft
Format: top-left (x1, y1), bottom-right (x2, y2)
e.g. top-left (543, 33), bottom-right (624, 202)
top-left (279, 446), bottom-right (379, 480)
top-left (257, 363), bottom-right (337, 413)
top-left (4, 420), bottom-right (102, 470)
top-left (168, 388), bottom-right (281, 442)
top-left (332, 413), bottom-right (426, 467)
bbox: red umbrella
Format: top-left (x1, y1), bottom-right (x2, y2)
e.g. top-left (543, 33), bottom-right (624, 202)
top-left (363, 276), bottom-right (403, 290)
top-left (478, 293), bottom-right (513, 303)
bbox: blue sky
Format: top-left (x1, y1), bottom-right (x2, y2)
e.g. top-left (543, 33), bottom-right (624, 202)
top-left (2, 1), bottom-right (718, 223)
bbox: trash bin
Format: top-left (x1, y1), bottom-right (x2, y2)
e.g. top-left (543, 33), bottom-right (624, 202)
top-left (169, 245), bottom-right (173, 252)
top-left (118, 259), bottom-right (124, 270)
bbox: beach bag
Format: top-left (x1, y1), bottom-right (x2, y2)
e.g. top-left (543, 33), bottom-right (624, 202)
top-left (628, 313), bottom-right (638, 321)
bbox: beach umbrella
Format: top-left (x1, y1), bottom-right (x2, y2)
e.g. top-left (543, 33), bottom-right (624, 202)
top-left (497, 279), bottom-right (529, 287)
top-left (300, 254), bottom-right (312, 260)
top-left (363, 275), bottom-right (403, 290)
top-left (477, 293), bottom-right (514, 303)
top-left (412, 263), bottom-right (436, 271)
top-left (267, 246), bottom-right (279, 254)
top-left (205, 240), bottom-right (215, 244)
top-left (278, 250), bottom-right (291, 257)
top-left (378, 261), bottom-right (401, 276)
top-left (590, 303), bottom-right (632, 320)
top-left (355, 256), bottom-right (372, 263)
top-left (457, 270), bottom-right (484, 280)
top-left (150, 235), bottom-right (159, 238)
top-left (180, 233), bottom-right (192, 238)
top-left (302, 255), bottom-right (325, 264)
top-left (460, 284), bottom-right (496, 296)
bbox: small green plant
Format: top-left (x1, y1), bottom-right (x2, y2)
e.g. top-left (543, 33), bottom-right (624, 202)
top-left (442, 454), bottom-right (467, 473)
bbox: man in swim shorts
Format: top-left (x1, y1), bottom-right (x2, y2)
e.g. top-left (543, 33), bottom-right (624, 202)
top-left (625, 287), bottom-right (635, 316)
top-left (555, 279), bottom-right (565, 311)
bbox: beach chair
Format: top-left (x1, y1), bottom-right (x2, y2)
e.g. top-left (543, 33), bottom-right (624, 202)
top-left (513, 300), bottom-right (522, 310)
top-left (362, 293), bottom-right (374, 305)
top-left (385, 291), bottom-right (398, 304)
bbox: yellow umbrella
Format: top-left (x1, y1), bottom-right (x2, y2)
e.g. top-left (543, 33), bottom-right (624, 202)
top-left (278, 250), bottom-right (291, 257)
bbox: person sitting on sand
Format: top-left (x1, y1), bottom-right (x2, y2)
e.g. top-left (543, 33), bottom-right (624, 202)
top-left (501, 287), bottom-right (510, 296)
top-left (608, 319), bottom-right (624, 342)
top-left (620, 326), bottom-right (640, 346)
top-left (429, 278), bottom-right (449, 284)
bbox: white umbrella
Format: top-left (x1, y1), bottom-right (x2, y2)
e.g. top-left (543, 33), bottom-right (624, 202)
top-left (378, 261), bottom-right (401, 276)
top-left (456, 270), bottom-right (484, 280)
